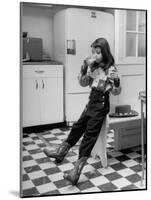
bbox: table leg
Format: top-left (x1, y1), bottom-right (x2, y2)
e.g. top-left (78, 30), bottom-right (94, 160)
top-left (141, 101), bottom-right (145, 186)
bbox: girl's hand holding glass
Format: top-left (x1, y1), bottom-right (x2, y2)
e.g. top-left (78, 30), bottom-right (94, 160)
top-left (85, 56), bottom-right (96, 66)
top-left (81, 57), bottom-right (96, 75)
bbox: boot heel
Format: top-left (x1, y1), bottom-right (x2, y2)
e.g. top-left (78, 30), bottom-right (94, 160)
top-left (55, 157), bottom-right (63, 163)
top-left (72, 179), bottom-right (78, 185)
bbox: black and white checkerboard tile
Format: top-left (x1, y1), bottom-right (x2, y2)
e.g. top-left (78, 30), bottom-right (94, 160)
top-left (21, 128), bottom-right (146, 197)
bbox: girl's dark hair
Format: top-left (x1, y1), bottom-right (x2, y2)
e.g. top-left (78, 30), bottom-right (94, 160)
top-left (91, 38), bottom-right (115, 71)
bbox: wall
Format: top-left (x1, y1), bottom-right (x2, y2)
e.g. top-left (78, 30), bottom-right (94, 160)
top-left (110, 64), bottom-right (146, 114)
top-left (22, 6), bottom-right (54, 59)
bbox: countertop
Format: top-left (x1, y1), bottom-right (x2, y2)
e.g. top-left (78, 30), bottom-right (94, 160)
top-left (22, 60), bottom-right (63, 65)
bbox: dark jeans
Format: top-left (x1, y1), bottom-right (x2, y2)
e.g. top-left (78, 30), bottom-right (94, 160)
top-left (66, 88), bottom-right (110, 159)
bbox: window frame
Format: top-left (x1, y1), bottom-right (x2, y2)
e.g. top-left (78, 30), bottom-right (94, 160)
top-left (115, 9), bottom-right (146, 65)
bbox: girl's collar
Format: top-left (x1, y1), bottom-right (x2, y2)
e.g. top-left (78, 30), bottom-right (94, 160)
top-left (97, 62), bottom-right (105, 68)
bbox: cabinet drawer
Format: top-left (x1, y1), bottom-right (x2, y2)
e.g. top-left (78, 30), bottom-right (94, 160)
top-left (23, 65), bottom-right (63, 78)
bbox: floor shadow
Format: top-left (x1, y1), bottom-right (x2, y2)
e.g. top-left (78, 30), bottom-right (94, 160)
top-left (9, 190), bottom-right (19, 197)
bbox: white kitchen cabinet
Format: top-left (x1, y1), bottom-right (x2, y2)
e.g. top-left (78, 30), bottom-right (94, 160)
top-left (23, 78), bottom-right (41, 126)
top-left (22, 65), bottom-right (64, 127)
top-left (40, 77), bottom-right (63, 124)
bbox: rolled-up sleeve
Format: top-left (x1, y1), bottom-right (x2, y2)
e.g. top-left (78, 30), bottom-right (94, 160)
top-left (111, 75), bottom-right (122, 96)
top-left (111, 85), bottom-right (122, 95)
top-left (78, 74), bottom-right (92, 87)
top-left (108, 66), bottom-right (122, 96)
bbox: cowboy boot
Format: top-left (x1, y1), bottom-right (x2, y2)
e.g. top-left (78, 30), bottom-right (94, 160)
top-left (63, 156), bottom-right (88, 185)
top-left (43, 141), bottom-right (71, 163)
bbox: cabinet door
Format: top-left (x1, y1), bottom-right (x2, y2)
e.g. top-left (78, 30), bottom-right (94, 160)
top-left (23, 78), bottom-right (41, 127)
top-left (40, 77), bottom-right (64, 124)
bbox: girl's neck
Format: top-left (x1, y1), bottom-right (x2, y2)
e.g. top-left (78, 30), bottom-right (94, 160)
top-left (97, 62), bottom-right (105, 70)
top-left (90, 61), bottom-right (105, 72)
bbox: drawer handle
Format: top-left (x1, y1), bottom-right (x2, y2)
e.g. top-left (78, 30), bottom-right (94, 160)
top-left (35, 70), bottom-right (45, 73)
top-left (35, 80), bottom-right (38, 89)
top-left (42, 80), bottom-right (45, 89)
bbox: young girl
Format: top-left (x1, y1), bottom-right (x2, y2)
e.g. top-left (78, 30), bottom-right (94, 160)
top-left (43, 38), bottom-right (121, 185)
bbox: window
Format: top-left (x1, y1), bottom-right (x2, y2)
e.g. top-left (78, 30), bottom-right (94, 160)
top-left (125, 10), bottom-right (146, 58)
top-left (115, 9), bottom-right (146, 64)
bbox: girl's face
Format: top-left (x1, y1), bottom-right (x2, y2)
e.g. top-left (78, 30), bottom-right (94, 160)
top-left (91, 47), bottom-right (103, 63)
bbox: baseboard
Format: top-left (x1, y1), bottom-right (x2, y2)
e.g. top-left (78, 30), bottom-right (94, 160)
top-left (23, 121), bottom-right (67, 133)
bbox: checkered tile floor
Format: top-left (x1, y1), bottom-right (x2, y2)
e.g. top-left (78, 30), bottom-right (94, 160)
top-left (21, 127), bottom-right (146, 197)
